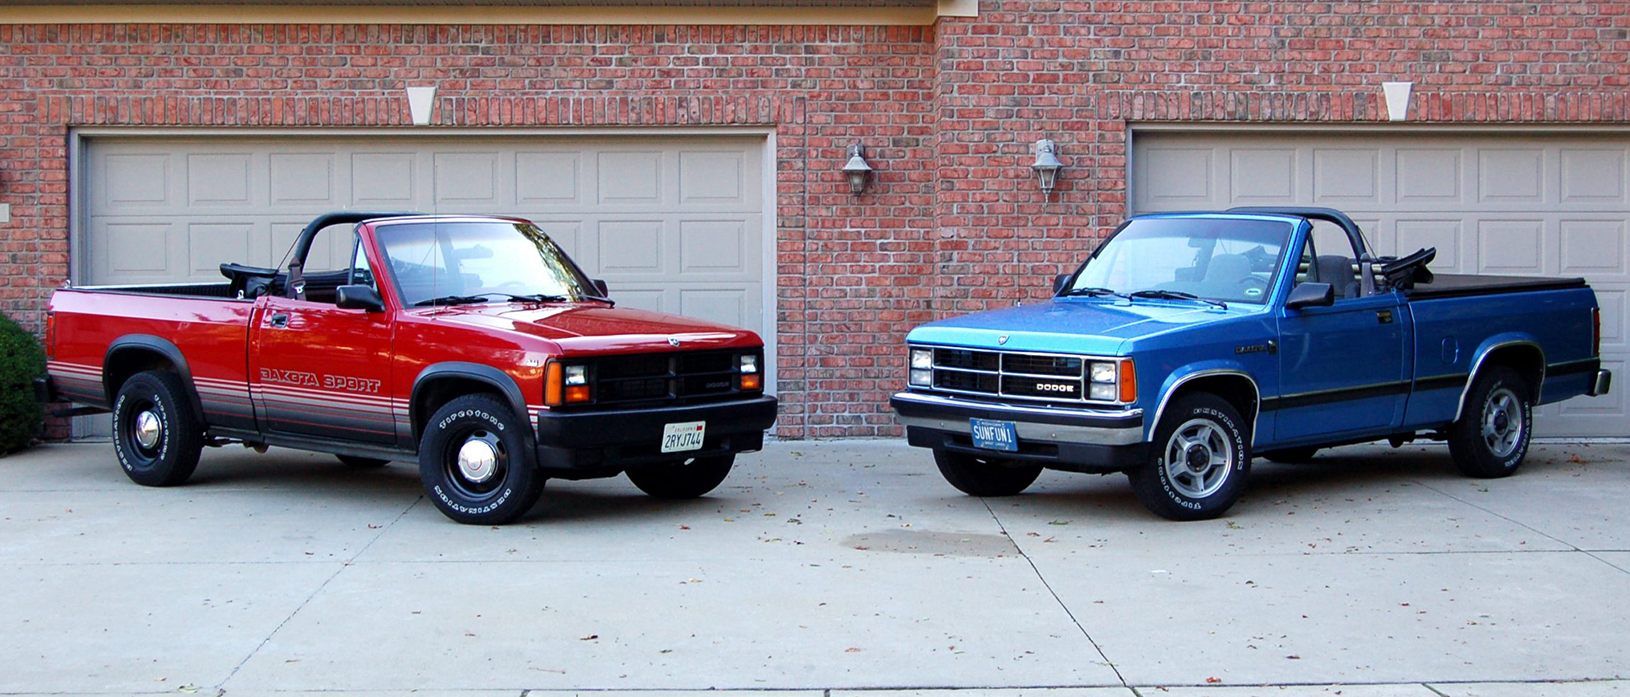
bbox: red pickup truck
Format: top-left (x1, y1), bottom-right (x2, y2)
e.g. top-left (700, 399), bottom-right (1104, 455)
top-left (37, 212), bottom-right (778, 524)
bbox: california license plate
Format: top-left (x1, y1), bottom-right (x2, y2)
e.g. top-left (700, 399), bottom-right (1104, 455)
top-left (660, 421), bottom-right (707, 453)
top-left (969, 418), bottom-right (1018, 452)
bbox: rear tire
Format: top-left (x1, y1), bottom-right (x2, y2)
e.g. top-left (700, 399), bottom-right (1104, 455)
top-left (1127, 393), bottom-right (1251, 521)
top-left (418, 395), bottom-right (544, 525)
top-left (111, 370), bottom-right (204, 487)
top-left (336, 455), bottom-right (390, 468)
top-left (626, 455), bottom-right (735, 499)
top-left (933, 450), bottom-right (1042, 497)
top-left (1448, 366), bottom-right (1533, 478)
top-left (1260, 446), bottom-right (1320, 464)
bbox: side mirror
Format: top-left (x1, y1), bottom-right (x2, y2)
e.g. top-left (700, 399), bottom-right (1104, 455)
top-left (592, 279), bottom-right (609, 297)
top-left (1285, 282), bottom-right (1334, 310)
top-left (1052, 273), bottom-right (1072, 295)
top-left (335, 285), bottom-right (386, 312)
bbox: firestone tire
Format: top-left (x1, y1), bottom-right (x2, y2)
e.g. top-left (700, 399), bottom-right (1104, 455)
top-left (626, 455), bottom-right (736, 499)
top-left (111, 370), bottom-right (204, 487)
top-left (1260, 446), bottom-right (1320, 464)
top-left (418, 395), bottom-right (544, 525)
top-left (1127, 393), bottom-right (1251, 521)
top-left (1448, 366), bottom-right (1533, 479)
top-left (933, 450), bottom-right (1043, 497)
top-left (336, 455), bottom-right (391, 468)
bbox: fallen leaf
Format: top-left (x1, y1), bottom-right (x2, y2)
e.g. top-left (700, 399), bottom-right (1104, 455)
top-left (580, 634), bottom-right (599, 641)
top-left (1206, 677), bottom-right (1221, 684)
top-left (845, 647), bottom-right (863, 653)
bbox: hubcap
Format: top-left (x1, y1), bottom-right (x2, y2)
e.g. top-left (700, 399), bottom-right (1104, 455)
top-left (1162, 418), bottom-right (1234, 499)
top-left (133, 410), bottom-right (162, 450)
top-left (456, 437), bottom-right (499, 483)
top-left (1482, 387), bottom-right (1525, 458)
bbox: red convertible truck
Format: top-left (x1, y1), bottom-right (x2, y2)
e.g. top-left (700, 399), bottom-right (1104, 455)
top-left (36, 212), bottom-right (778, 524)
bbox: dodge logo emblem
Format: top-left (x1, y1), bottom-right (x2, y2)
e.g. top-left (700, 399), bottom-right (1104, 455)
top-left (997, 335), bottom-right (1009, 345)
top-left (668, 337), bottom-right (681, 347)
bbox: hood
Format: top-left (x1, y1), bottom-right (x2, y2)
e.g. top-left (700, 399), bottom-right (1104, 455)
top-left (413, 302), bottom-right (762, 354)
top-left (907, 298), bottom-right (1239, 355)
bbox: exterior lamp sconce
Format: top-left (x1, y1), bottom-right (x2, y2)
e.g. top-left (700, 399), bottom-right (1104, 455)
top-left (1032, 138), bottom-right (1063, 199)
top-left (842, 143), bottom-right (873, 195)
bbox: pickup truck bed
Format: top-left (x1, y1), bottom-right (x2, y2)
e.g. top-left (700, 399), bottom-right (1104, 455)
top-left (1406, 274), bottom-right (1588, 300)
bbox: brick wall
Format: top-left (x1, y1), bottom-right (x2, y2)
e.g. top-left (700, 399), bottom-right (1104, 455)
top-left (2, 2), bottom-right (1629, 438)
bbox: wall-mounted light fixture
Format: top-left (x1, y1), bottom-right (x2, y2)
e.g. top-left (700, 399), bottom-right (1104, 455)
top-left (841, 143), bottom-right (873, 195)
top-left (1032, 138), bottom-right (1063, 198)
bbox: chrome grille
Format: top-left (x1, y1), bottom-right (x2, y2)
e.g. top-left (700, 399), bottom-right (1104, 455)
top-left (920, 346), bottom-right (1108, 405)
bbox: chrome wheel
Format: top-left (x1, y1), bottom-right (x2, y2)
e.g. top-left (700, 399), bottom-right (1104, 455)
top-left (1482, 387), bottom-right (1525, 458)
top-left (442, 430), bottom-right (508, 500)
top-left (133, 410), bottom-right (163, 451)
top-left (1161, 418), bottom-right (1234, 499)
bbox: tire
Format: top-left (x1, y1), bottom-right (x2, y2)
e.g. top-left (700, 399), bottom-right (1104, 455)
top-left (626, 455), bottom-right (736, 499)
top-left (1260, 446), bottom-right (1320, 464)
top-left (336, 455), bottom-right (391, 468)
top-left (1127, 393), bottom-right (1251, 521)
top-left (933, 450), bottom-right (1043, 497)
top-left (418, 394), bottom-right (544, 525)
top-left (111, 370), bottom-right (204, 487)
top-left (1448, 366), bottom-right (1533, 479)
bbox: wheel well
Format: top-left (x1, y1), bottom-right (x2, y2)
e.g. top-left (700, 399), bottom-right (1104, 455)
top-left (412, 377), bottom-right (506, 439)
top-left (103, 348), bottom-right (179, 403)
top-left (1164, 374), bottom-right (1260, 437)
top-left (1475, 344), bottom-right (1545, 401)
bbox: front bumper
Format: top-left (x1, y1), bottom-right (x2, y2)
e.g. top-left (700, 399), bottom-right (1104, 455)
top-left (890, 391), bottom-right (1148, 472)
top-left (533, 395), bottom-right (778, 476)
top-left (1590, 369), bottom-right (1613, 397)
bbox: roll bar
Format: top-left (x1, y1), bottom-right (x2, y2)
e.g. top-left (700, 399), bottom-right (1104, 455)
top-left (285, 211), bottom-right (420, 299)
top-left (1226, 206), bottom-right (1369, 258)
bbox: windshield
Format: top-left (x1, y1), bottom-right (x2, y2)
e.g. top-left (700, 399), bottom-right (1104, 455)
top-left (1066, 217), bottom-right (1293, 305)
top-left (374, 221), bottom-right (596, 307)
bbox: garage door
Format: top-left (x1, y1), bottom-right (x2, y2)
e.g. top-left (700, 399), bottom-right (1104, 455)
top-left (1133, 131), bottom-right (1628, 438)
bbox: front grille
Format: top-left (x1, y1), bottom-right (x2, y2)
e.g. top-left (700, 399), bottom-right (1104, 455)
top-left (585, 349), bottom-right (754, 408)
top-left (917, 346), bottom-right (1113, 405)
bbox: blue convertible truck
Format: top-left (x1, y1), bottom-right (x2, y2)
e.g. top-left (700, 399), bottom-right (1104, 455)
top-left (891, 207), bottom-right (1612, 520)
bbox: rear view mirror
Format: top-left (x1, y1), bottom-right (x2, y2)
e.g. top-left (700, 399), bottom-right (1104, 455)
top-left (1052, 274), bottom-right (1072, 295)
top-left (1285, 282), bottom-right (1334, 310)
top-left (336, 285), bottom-right (386, 312)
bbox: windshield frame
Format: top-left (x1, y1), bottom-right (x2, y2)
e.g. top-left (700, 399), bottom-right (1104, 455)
top-left (367, 217), bottom-right (600, 310)
top-left (1059, 214), bottom-right (1300, 308)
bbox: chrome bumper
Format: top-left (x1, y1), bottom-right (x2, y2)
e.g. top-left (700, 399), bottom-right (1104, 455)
top-left (1591, 369), bottom-right (1613, 397)
top-left (889, 391), bottom-right (1145, 446)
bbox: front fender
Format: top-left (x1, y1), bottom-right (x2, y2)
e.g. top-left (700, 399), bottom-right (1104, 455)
top-left (1146, 359), bottom-right (1263, 444)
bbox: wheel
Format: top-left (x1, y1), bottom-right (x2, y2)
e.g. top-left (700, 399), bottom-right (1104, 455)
top-left (626, 455), bottom-right (735, 499)
top-left (1259, 446), bottom-right (1320, 464)
top-left (111, 370), bottom-right (204, 487)
top-left (418, 395), bottom-right (544, 524)
top-left (1127, 393), bottom-right (1251, 521)
top-left (1448, 366), bottom-right (1533, 478)
top-left (933, 450), bottom-right (1042, 497)
top-left (336, 455), bottom-right (391, 468)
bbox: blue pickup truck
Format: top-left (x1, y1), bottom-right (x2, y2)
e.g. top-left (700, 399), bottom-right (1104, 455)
top-left (891, 207), bottom-right (1612, 520)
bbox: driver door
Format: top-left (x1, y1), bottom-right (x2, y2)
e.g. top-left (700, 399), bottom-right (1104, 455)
top-left (250, 229), bottom-right (397, 445)
top-left (1274, 224), bottom-right (1408, 441)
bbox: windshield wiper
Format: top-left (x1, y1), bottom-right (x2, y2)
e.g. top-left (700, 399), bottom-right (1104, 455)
top-left (413, 292), bottom-right (571, 307)
top-left (1127, 289), bottom-right (1228, 310)
top-left (413, 294), bottom-right (492, 307)
top-left (1059, 286), bottom-right (1130, 300)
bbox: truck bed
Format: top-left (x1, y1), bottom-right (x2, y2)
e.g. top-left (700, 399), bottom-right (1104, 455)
top-left (1404, 273), bottom-right (1587, 300)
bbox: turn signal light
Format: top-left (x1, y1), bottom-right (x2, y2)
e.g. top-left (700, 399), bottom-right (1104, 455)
top-left (1593, 307), bottom-right (1601, 358)
top-left (44, 311), bottom-right (55, 361)
top-left (740, 373), bottom-right (763, 391)
top-left (544, 362), bottom-right (563, 406)
top-left (564, 385), bottom-right (592, 403)
top-left (1118, 358), bottom-right (1138, 403)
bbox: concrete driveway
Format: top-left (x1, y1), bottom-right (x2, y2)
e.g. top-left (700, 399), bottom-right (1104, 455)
top-left (1, 439), bottom-right (1627, 697)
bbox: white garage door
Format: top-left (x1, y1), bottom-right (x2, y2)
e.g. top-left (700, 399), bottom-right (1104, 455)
top-left (82, 135), bottom-right (768, 337)
top-left (1133, 130), bottom-right (1628, 438)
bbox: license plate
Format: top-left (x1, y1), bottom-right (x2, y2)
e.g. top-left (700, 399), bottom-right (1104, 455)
top-left (660, 421), bottom-right (707, 454)
top-left (969, 418), bottom-right (1018, 452)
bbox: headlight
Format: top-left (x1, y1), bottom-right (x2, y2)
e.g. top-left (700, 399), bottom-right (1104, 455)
top-left (910, 348), bottom-right (933, 370)
top-left (1089, 383), bottom-right (1117, 401)
top-left (739, 354), bottom-right (759, 374)
top-left (909, 368), bottom-right (933, 387)
top-left (1089, 362), bottom-right (1117, 384)
top-left (564, 364), bottom-right (588, 386)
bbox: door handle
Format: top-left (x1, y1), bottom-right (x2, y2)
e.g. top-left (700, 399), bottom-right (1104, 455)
top-left (1376, 310), bottom-right (1394, 324)
top-left (269, 313), bottom-right (289, 328)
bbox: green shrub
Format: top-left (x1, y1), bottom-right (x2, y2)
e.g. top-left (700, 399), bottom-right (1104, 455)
top-left (0, 311), bottom-right (45, 453)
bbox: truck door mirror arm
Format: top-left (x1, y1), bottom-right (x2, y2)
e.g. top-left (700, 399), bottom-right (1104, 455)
top-left (335, 285), bottom-right (387, 313)
top-left (1285, 282), bottom-right (1335, 310)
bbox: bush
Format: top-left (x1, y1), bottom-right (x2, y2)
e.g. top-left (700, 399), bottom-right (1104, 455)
top-left (0, 311), bottom-right (45, 453)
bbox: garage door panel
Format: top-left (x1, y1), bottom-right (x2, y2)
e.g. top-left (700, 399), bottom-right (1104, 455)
top-left (269, 153), bottom-right (337, 206)
top-left (596, 150), bottom-right (664, 205)
top-left (595, 219), bottom-right (667, 275)
top-left (516, 152), bottom-right (583, 205)
top-left (93, 220), bottom-right (174, 279)
top-left (99, 152), bottom-right (171, 207)
top-left (679, 150), bottom-right (749, 205)
top-left (1134, 132), bottom-right (1628, 437)
top-left (350, 152), bottom-right (418, 206)
top-left (187, 222), bottom-right (257, 278)
top-left (186, 153), bottom-right (254, 206)
top-left (679, 287), bottom-right (752, 330)
top-left (432, 151), bottom-right (502, 206)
